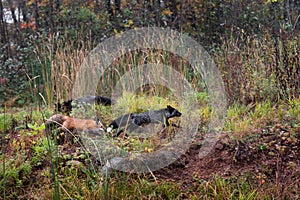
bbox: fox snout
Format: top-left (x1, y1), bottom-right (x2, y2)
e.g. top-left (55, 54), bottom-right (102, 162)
top-left (173, 110), bottom-right (182, 117)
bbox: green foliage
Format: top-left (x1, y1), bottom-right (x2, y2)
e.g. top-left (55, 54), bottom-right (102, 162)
top-left (0, 114), bottom-right (12, 132)
top-left (112, 92), bottom-right (179, 119)
top-left (0, 50), bottom-right (34, 104)
top-left (1, 0), bottom-right (299, 105)
top-left (250, 101), bottom-right (273, 120)
top-left (0, 109), bottom-right (45, 131)
top-left (31, 138), bottom-right (49, 167)
top-left (95, 104), bottom-right (113, 125)
top-left (27, 123), bottom-right (45, 135)
top-left (60, 7), bottom-right (105, 40)
top-left (287, 97), bottom-right (300, 122)
top-left (0, 153), bottom-right (32, 197)
top-left (1, 97), bottom-right (300, 199)
top-left (224, 104), bottom-right (252, 133)
top-left (1, 1), bottom-right (300, 199)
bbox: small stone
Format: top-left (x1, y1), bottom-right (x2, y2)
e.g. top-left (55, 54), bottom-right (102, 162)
top-left (274, 123), bottom-right (282, 128)
top-left (215, 143), bottom-right (224, 150)
top-left (268, 151), bottom-right (276, 156)
top-left (269, 140), bottom-right (277, 146)
top-left (66, 160), bottom-right (83, 167)
top-left (282, 132), bottom-right (289, 137)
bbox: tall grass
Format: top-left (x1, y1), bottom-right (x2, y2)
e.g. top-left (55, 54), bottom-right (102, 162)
top-left (32, 30), bottom-right (213, 111)
top-left (214, 32), bottom-right (299, 104)
top-left (35, 35), bottom-right (92, 109)
top-left (1, 106), bottom-right (7, 200)
top-left (27, 30), bottom-right (300, 199)
top-left (33, 30), bottom-right (299, 110)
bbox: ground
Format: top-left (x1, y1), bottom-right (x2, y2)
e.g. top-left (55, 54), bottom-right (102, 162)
top-left (1, 108), bottom-right (300, 199)
top-left (50, 122), bottom-right (300, 198)
top-left (154, 124), bottom-right (300, 197)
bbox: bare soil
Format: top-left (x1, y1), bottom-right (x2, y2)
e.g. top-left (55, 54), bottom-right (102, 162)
top-left (154, 124), bottom-right (300, 190)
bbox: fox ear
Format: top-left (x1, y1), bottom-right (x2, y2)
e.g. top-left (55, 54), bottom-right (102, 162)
top-left (167, 105), bottom-right (175, 111)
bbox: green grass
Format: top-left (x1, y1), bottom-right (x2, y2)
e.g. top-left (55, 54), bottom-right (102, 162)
top-left (287, 97), bottom-right (300, 123)
top-left (1, 97), bottom-right (300, 199)
top-left (112, 92), bottom-right (180, 116)
top-left (222, 99), bottom-right (300, 138)
top-left (1, 47), bottom-right (300, 199)
top-left (198, 176), bottom-right (257, 200)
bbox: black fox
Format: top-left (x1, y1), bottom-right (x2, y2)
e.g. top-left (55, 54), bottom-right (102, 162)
top-left (56, 95), bottom-right (115, 114)
top-left (107, 105), bottom-right (182, 137)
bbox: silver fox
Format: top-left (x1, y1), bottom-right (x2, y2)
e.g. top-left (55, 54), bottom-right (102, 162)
top-left (107, 105), bottom-right (182, 137)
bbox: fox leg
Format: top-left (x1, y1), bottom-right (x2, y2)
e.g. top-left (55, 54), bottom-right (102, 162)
top-left (165, 120), bottom-right (170, 126)
top-left (113, 124), bottom-right (137, 137)
top-left (113, 129), bottom-right (123, 137)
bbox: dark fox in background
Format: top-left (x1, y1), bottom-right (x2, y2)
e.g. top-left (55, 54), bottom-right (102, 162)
top-left (56, 95), bottom-right (115, 114)
top-left (107, 105), bottom-right (182, 137)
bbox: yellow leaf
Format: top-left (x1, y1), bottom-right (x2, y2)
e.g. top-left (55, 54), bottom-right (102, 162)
top-left (124, 20), bottom-right (134, 28)
top-left (27, 0), bottom-right (34, 6)
top-left (162, 9), bottom-right (173, 16)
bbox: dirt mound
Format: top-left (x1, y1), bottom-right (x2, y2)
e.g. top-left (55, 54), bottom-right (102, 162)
top-left (154, 124), bottom-right (300, 186)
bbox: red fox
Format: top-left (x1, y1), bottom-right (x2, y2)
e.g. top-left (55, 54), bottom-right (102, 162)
top-left (45, 114), bottom-right (105, 132)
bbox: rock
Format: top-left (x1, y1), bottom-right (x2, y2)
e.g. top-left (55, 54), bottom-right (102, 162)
top-left (215, 143), bottom-right (224, 150)
top-left (66, 160), bottom-right (83, 167)
top-left (268, 151), bottom-right (276, 156)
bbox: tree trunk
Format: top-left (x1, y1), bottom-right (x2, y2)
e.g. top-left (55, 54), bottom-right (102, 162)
top-left (55, 0), bottom-right (60, 10)
top-left (283, 0), bottom-right (292, 27)
top-left (34, 0), bottom-right (39, 30)
top-left (115, 0), bottom-right (121, 15)
top-left (0, 0), bottom-right (10, 58)
top-left (7, 0), bottom-right (18, 23)
top-left (168, 0), bottom-right (178, 28)
top-left (49, 0), bottom-right (55, 33)
top-left (153, 0), bottom-right (161, 26)
top-left (19, 0), bottom-right (28, 22)
top-left (106, 0), bottom-right (114, 21)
